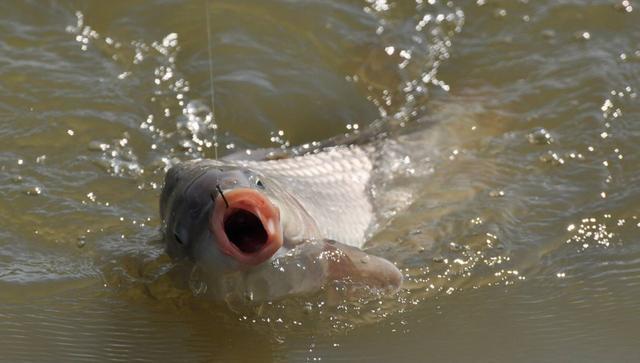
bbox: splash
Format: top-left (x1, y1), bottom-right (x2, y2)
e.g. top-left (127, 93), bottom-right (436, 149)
top-left (354, 0), bottom-right (465, 124)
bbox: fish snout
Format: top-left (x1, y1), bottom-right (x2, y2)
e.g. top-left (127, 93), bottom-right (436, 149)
top-left (209, 188), bottom-right (283, 265)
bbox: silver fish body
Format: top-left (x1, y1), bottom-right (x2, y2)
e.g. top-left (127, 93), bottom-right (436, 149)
top-left (160, 144), bottom-right (403, 301)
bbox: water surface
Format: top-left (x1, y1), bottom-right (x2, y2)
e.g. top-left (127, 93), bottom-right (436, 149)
top-left (1, 0), bottom-right (639, 361)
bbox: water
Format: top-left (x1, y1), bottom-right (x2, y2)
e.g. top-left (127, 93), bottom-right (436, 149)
top-left (1, 0), bottom-right (639, 361)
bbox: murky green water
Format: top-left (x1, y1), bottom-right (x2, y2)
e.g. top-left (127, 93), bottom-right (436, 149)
top-left (1, 0), bottom-right (639, 361)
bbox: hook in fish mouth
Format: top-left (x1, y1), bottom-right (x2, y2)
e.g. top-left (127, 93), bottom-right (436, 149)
top-left (209, 188), bottom-right (283, 265)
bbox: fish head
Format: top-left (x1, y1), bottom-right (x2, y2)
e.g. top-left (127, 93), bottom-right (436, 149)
top-left (163, 163), bottom-right (284, 271)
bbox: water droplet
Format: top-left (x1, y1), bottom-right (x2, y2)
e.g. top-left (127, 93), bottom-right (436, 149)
top-left (304, 302), bottom-right (313, 313)
top-left (574, 31), bottom-right (591, 41)
top-left (493, 8), bottom-right (507, 18)
top-left (527, 128), bottom-right (553, 145)
top-left (88, 141), bottom-right (110, 151)
top-left (539, 151), bottom-right (565, 165)
top-left (25, 186), bottom-right (42, 196)
top-left (614, 0), bottom-right (633, 13)
top-left (449, 242), bottom-right (463, 251)
top-left (489, 190), bottom-right (505, 197)
top-left (77, 236), bottom-right (87, 248)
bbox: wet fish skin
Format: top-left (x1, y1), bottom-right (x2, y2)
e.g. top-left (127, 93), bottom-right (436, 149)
top-left (159, 145), bottom-right (403, 301)
top-left (160, 161), bottom-right (280, 267)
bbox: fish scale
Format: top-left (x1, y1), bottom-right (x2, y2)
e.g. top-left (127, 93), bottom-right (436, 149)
top-left (235, 145), bottom-right (374, 248)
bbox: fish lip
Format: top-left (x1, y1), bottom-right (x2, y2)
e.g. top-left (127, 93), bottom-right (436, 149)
top-left (209, 187), bottom-right (283, 266)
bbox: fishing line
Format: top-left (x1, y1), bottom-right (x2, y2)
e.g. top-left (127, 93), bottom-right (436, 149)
top-left (215, 184), bottom-right (229, 208)
top-left (205, 0), bottom-right (219, 159)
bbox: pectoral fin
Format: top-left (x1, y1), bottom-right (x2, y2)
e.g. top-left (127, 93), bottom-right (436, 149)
top-left (316, 239), bottom-right (403, 295)
top-left (233, 239), bottom-right (402, 302)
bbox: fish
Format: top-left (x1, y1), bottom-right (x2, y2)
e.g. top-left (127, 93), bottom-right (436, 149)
top-left (160, 141), bottom-right (408, 302)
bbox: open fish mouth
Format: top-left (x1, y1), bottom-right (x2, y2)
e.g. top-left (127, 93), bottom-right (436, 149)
top-left (209, 188), bottom-right (283, 265)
